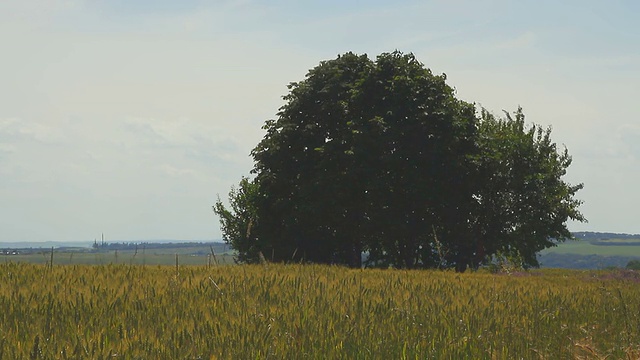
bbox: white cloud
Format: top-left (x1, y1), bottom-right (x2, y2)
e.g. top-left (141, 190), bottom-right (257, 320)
top-left (123, 117), bottom-right (199, 147)
top-left (0, 117), bottom-right (19, 130)
top-left (158, 164), bottom-right (198, 178)
top-left (0, 117), bottom-right (66, 144)
top-left (0, 144), bottom-right (16, 153)
top-left (615, 123), bottom-right (640, 160)
top-left (18, 122), bottom-right (66, 143)
top-left (496, 31), bottom-right (536, 49)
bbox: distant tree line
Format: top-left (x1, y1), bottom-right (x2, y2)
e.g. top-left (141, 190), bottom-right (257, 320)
top-left (538, 253), bottom-right (640, 270)
top-left (573, 232), bottom-right (640, 241)
top-left (91, 241), bottom-right (224, 251)
top-left (589, 241), bottom-right (640, 246)
top-left (214, 51), bottom-right (586, 272)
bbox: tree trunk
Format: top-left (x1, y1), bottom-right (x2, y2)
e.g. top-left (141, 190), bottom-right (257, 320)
top-left (455, 260), bottom-right (468, 273)
top-left (350, 241), bottom-right (362, 268)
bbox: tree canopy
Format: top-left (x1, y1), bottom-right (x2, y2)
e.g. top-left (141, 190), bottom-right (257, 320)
top-left (214, 51), bottom-right (586, 271)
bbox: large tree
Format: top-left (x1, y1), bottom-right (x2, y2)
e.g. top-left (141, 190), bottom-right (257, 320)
top-left (214, 51), bottom-right (585, 270)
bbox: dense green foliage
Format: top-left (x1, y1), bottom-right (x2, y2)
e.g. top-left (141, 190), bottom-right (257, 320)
top-left (471, 109), bottom-right (586, 269)
top-left (213, 177), bottom-right (260, 264)
top-left (214, 51), bottom-right (585, 270)
top-left (627, 259), bottom-right (640, 270)
top-left (0, 263), bottom-right (639, 359)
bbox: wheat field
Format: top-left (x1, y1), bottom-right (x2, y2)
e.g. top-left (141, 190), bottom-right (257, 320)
top-left (0, 263), bottom-right (638, 359)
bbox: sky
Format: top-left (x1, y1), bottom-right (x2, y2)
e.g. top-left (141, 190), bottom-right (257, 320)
top-left (1, 0), bottom-right (638, 242)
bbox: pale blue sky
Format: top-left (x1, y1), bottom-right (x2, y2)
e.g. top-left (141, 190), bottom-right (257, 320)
top-left (1, 0), bottom-right (638, 242)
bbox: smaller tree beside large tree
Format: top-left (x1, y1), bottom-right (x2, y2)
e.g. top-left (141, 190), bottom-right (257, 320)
top-left (213, 177), bottom-right (260, 264)
top-left (464, 108), bottom-right (586, 270)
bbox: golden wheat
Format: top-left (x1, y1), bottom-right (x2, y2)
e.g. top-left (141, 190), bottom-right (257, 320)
top-left (0, 263), bottom-right (637, 359)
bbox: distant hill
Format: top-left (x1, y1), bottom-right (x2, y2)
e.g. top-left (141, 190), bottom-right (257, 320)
top-left (0, 241), bottom-right (93, 248)
top-left (572, 231), bottom-right (640, 240)
top-left (0, 240), bottom-right (225, 250)
top-left (539, 231), bottom-right (640, 269)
